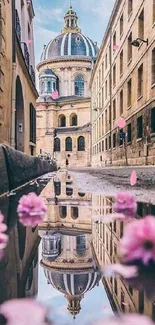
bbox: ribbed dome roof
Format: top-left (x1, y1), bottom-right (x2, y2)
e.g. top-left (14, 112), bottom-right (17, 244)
top-left (40, 33), bottom-right (98, 61)
top-left (44, 269), bottom-right (100, 296)
top-left (39, 68), bottom-right (57, 77)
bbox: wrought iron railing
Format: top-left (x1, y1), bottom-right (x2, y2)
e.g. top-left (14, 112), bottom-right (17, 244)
top-left (21, 42), bottom-right (30, 69)
top-left (30, 65), bottom-right (35, 84)
top-left (15, 9), bottom-right (21, 43)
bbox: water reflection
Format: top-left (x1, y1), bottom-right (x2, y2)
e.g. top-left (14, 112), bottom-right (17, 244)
top-left (92, 194), bottom-right (155, 320)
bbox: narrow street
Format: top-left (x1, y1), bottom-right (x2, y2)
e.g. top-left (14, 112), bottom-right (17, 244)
top-left (69, 166), bottom-right (155, 204)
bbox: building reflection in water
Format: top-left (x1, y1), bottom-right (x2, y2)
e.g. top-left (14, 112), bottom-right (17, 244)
top-left (39, 171), bottom-right (102, 319)
top-left (92, 194), bottom-right (155, 320)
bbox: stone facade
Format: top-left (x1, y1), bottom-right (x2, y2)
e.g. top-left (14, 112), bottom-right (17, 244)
top-left (91, 0), bottom-right (155, 166)
top-left (92, 194), bottom-right (155, 319)
top-left (0, 0), bottom-right (38, 155)
top-left (0, 0), bottom-right (12, 144)
top-left (36, 5), bottom-right (98, 168)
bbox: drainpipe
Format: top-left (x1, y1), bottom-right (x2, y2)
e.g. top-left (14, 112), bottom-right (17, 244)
top-left (10, 0), bottom-right (16, 148)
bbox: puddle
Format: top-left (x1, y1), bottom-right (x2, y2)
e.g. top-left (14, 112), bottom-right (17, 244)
top-left (1, 170), bottom-right (155, 322)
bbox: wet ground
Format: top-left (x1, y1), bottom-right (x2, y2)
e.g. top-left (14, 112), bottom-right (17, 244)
top-left (1, 168), bottom-right (155, 323)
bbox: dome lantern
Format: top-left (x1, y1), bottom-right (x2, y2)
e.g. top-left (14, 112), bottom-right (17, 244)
top-left (62, 5), bottom-right (81, 33)
top-left (39, 68), bottom-right (59, 97)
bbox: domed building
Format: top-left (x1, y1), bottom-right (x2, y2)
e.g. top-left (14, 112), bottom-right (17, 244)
top-left (36, 5), bottom-right (98, 168)
top-left (40, 231), bottom-right (101, 318)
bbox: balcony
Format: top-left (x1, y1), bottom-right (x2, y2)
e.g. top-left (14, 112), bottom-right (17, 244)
top-left (21, 42), bottom-right (30, 69)
top-left (30, 65), bottom-right (35, 84)
top-left (15, 9), bottom-right (21, 43)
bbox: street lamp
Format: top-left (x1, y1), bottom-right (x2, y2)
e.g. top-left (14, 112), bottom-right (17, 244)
top-left (131, 38), bottom-right (148, 47)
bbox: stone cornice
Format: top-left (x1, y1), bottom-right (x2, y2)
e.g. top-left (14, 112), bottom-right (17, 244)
top-left (37, 56), bottom-right (92, 70)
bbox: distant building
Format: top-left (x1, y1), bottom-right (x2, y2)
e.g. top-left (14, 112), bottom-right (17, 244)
top-left (36, 5), bottom-right (98, 168)
top-left (90, 0), bottom-right (155, 166)
top-left (0, 0), bottom-right (38, 155)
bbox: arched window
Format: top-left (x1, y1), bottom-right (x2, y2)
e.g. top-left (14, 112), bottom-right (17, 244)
top-left (74, 76), bottom-right (84, 96)
top-left (66, 182), bottom-right (73, 196)
top-left (53, 82), bottom-right (56, 91)
top-left (78, 136), bottom-right (85, 151)
top-left (70, 114), bottom-right (77, 126)
top-left (59, 206), bottom-right (67, 218)
top-left (47, 81), bottom-right (51, 92)
top-left (78, 192), bottom-right (85, 197)
top-left (65, 137), bottom-right (72, 151)
top-left (71, 207), bottom-right (78, 219)
top-left (59, 115), bottom-right (66, 127)
top-left (76, 235), bottom-right (86, 255)
top-left (54, 181), bottom-right (61, 196)
top-left (54, 138), bottom-right (60, 152)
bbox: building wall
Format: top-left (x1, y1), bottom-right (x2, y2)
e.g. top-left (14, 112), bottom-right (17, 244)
top-left (0, 0), bottom-right (12, 144)
top-left (91, 0), bottom-right (155, 166)
top-left (37, 59), bottom-right (92, 98)
top-left (36, 97), bottom-right (91, 167)
top-left (92, 193), bottom-right (155, 320)
top-left (39, 171), bottom-right (92, 231)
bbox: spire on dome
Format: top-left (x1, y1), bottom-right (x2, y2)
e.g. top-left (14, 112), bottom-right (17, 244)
top-left (62, 5), bottom-right (81, 33)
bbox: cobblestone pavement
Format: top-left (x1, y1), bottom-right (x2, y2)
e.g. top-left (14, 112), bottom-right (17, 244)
top-left (69, 166), bottom-right (155, 204)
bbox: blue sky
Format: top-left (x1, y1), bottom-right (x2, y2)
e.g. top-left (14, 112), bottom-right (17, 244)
top-left (33, 0), bottom-right (115, 67)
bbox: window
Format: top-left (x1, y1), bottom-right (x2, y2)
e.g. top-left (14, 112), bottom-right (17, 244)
top-left (71, 207), bottom-right (78, 219)
top-left (114, 279), bottom-right (117, 295)
top-left (54, 182), bottom-right (61, 196)
top-left (137, 116), bottom-right (143, 139)
top-left (120, 14), bottom-right (123, 36)
top-left (102, 61), bottom-right (104, 80)
top-left (59, 206), bottom-right (67, 218)
top-left (152, 48), bottom-right (155, 85)
top-left (119, 128), bottom-right (124, 146)
top-left (113, 133), bottom-right (116, 148)
top-left (121, 292), bottom-right (125, 312)
top-left (113, 64), bottom-right (116, 87)
top-left (74, 75), bottom-right (84, 96)
top-left (128, 32), bottom-right (132, 62)
top-left (105, 53), bottom-right (107, 69)
top-left (127, 123), bottom-right (132, 142)
top-left (120, 89), bottom-right (123, 114)
top-left (102, 140), bottom-right (104, 152)
top-left (76, 235), bottom-right (86, 255)
top-left (71, 114), bottom-right (77, 126)
top-left (113, 99), bottom-right (116, 120)
top-left (128, 0), bottom-right (133, 17)
top-left (47, 81), bottom-right (51, 92)
top-left (120, 50), bottom-right (123, 76)
top-left (78, 136), bottom-right (85, 151)
top-left (65, 137), bottom-right (72, 151)
top-left (105, 109), bottom-right (107, 125)
top-left (129, 286), bottom-right (133, 295)
top-left (139, 292), bottom-right (144, 313)
top-left (99, 142), bottom-right (101, 152)
top-left (109, 135), bottom-right (111, 149)
top-left (54, 138), bottom-right (60, 152)
top-left (138, 64), bottom-right (143, 98)
top-left (138, 9), bottom-right (144, 40)
top-left (114, 220), bottom-right (116, 232)
top-left (127, 79), bottom-right (132, 107)
top-left (106, 232), bottom-right (108, 250)
top-left (120, 221), bottom-right (124, 238)
top-left (105, 138), bottom-right (108, 150)
top-left (151, 108), bottom-right (155, 133)
top-left (29, 104), bottom-right (36, 144)
top-left (153, 0), bottom-right (155, 23)
top-left (105, 80), bottom-right (108, 99)
top-left (66, 182), bottom-right (73, 196)
top-left (102, 87), bottom-right (104, 106)
top-left (113, 31), bottom-right (116, 51)
top-left (59, 115), bottom-right (66, 127)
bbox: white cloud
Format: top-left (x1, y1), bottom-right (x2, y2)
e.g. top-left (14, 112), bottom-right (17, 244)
top-left (35, 6), bottom-right (64, 25)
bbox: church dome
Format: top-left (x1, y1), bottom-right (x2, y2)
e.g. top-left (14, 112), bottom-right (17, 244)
top-left (43, 268), bottom-right (100, 296)
top-left (40, 5), bottom-right (98, 62)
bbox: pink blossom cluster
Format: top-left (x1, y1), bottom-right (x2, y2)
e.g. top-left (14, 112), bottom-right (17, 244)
top-left (120, 216), bottom-right (155, 265)
top-left (113, 192), bottom-right (137, 219)
top-left (0, 212), bottom-right (8, 261)
top-left (17, 192), bottom-right (47, 227)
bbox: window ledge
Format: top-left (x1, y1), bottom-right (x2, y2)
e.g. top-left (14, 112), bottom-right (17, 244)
top-left (113, 147), bottom-right (116, 150)
top-left (151, 83), bottom-right (155, 89)
top-left (119, 145), bottom-right (123, 148)
top-left (152, 22), bottom-right (155, 28)
top-left (127, 58), bottom-right (132, 66)
top-left (137, 95), bottom-right (143, 101)
top-left (127, 105), bottom-right (131, 110)
top-left (29, 142), bottom-right (36, 147)
top-left (120, 73), bottom-right (123, 78)
top-left (138, 42), bottom-right (143, 50)
top-left (151, 132), bottom-right (155, 137)
top-left (127, 141), bottom-right (132, 145)
top-left (137, 137), bottom-right (142, 142)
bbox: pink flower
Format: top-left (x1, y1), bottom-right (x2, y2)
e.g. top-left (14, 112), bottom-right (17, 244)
top-left (120, 216), bottom-right (155, 265)
top-left (113, 192), bottom-right (137, 218)
top-left (0, 299), bottom-right (52, 325)
top-left (17, 192), bottom-right (47, 227)
top-left (0, 212), bottom-right (8, 260)
top-left (96, 314), bottom-right (154, 325)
